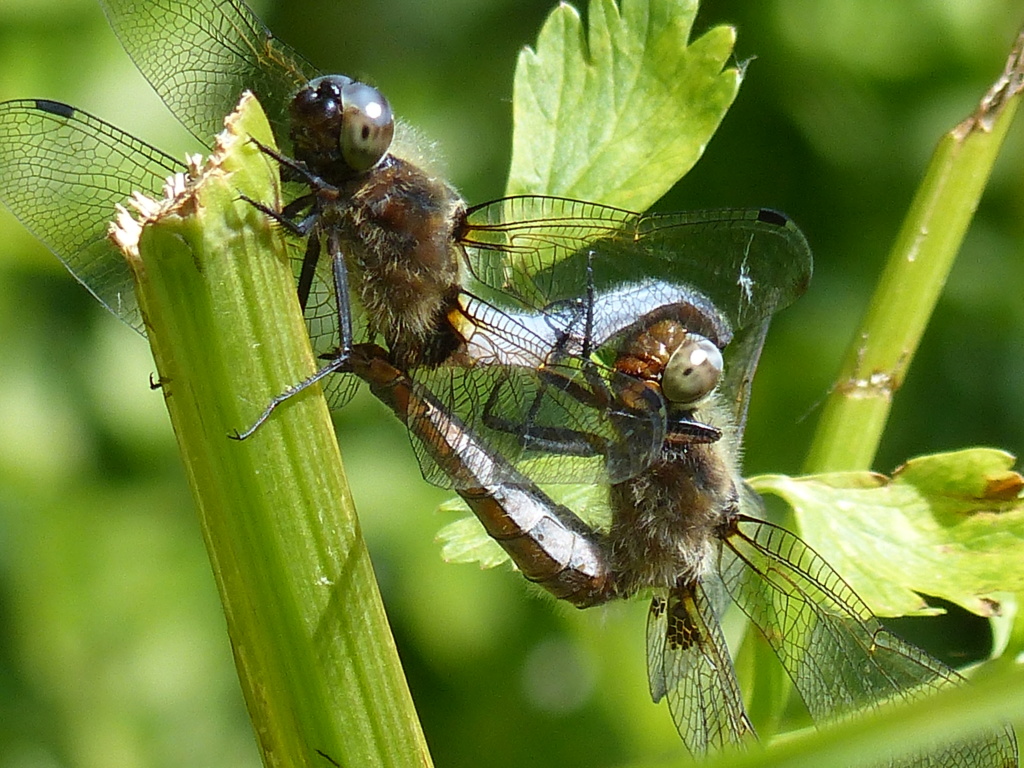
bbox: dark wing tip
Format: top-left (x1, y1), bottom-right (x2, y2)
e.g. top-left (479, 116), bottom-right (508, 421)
top-left (756, 208), bottom-right (790, 227)
top-left (33, 99), bottom-right (76, 119)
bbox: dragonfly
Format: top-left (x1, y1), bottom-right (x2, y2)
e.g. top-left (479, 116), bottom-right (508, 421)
top-left (0, 0), bottom-right (812, 491)
top-left (345, 305), bottom-right (1019, 765)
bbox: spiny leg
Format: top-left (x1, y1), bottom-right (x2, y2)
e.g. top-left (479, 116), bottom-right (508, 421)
top-left (231, 230), bottom-right (354, 439)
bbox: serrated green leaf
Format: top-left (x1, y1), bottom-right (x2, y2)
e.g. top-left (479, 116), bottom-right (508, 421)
top-left (752, 448), bottom-right (1024, 618)
top-left (507, 0), bottom-right (740, 209)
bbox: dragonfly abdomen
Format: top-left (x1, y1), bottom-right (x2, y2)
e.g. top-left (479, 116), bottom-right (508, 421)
top-left (348, 343), bottom-right (616, 608)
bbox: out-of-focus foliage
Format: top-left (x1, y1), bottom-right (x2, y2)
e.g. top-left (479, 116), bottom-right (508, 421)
top-left (0, 1), bottom-right (1020, 766)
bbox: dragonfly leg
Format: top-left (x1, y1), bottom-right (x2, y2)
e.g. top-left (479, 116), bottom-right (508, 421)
top-left (325, 229), bottom-right (355, 357)
top-left (246, 135), bottom-right (335, 193)
top-left (243, 137), bottom-right (350, 315)
top-left (295, 229), bottom-right (321, 312)
top-left (238, 191), bottom-right (317, 236)
top-left (230, 231), bottom-right (355, 440)
top-left (238, 192), bottom-right (322, 309)
top-left (663, 416), bottom-right (721, 446)
top-left (476, 250), bottom-right (658, 463)
top-left (228, 353), bottom-right (349, 440)
top-left (477, 350), bottom-right (661, 463)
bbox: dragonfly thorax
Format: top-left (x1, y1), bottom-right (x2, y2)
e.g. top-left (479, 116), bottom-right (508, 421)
top-left (314, 153), bottom-right (468, 368)
top-left (607, 416), bottom-right (740, 596)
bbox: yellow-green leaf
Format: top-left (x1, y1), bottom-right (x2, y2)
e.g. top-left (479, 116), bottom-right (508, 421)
top-left (753, 448), bottom-right (1024, 618)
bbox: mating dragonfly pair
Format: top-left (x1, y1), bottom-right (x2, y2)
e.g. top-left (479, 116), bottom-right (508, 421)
top-left (0, 0), bottom-right (1016, 764)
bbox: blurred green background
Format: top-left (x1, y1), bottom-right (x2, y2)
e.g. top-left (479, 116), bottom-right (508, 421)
top-left (0, 0), bottom-right (1021, 766)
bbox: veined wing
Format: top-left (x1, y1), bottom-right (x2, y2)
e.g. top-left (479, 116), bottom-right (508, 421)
top-left (647, 584), bottom-right (755, 756)
top-left (95, 1), bottom-right (378, 411)
top-left (410, 358), bottom-right (663, 488)
top-left (0, 96), bottom-right (361, 408)
top-left (97, 0), bottom-right (319, 148)
top-left (719, 317), bottom-right (771, 446)
top-left (0, 99), bottom-right (184, 333)
top-left (721, 515), bottom-right (1018, 766)
top-left (461, 196), bottom-right (813, 336)
top-left (418, 285), bottom-right (706, 487)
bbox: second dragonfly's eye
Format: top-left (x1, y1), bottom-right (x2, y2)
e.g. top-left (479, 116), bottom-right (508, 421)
top-left (339, 82), bottom-right (394, 171)
top-left (661, 334), bottom-right (723, 407)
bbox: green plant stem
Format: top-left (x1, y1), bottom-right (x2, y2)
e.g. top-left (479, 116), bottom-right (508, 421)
top-left (118, 94), bottom-right (430, 768)
top-left (803, 28), bottom-right (1024, 474)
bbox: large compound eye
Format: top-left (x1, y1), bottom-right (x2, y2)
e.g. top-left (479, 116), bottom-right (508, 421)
top-left (661, 334), bottom-right (723, 407)
top-left (339, 82), bottom-right (394, 171)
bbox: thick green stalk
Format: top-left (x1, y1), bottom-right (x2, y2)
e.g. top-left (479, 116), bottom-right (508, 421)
top-left (116, 94), bottom-right (430, 768)
top-left (804, 28), bottom-right (1024, 473)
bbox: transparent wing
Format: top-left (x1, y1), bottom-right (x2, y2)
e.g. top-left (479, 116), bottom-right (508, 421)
top-left (462, 197), bottom-right (813, 336)
top-left (97, 0), bottom-right (320, 148)
top-left (719, 317), bottom-right (771, 442)
top-left (721, 516), bottom-right (1018, 766)
top-left (0, 99), bottom-right (184, 333)
top-left (0, 96), bottom-right (364, 412)
top-left (459, 199), bottom-right (809, 478)
top-left (647, 586), bottom-right (755, 757)
top-left (95, 1), bottom-right (372, 411)
top-left (409, 358), bottom-right (663, 488)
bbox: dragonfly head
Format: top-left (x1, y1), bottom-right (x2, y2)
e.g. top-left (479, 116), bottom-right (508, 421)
top-left (290, 74), bottom-right (395, 177)
top-left (662, 334), bottom-right (723, 409)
